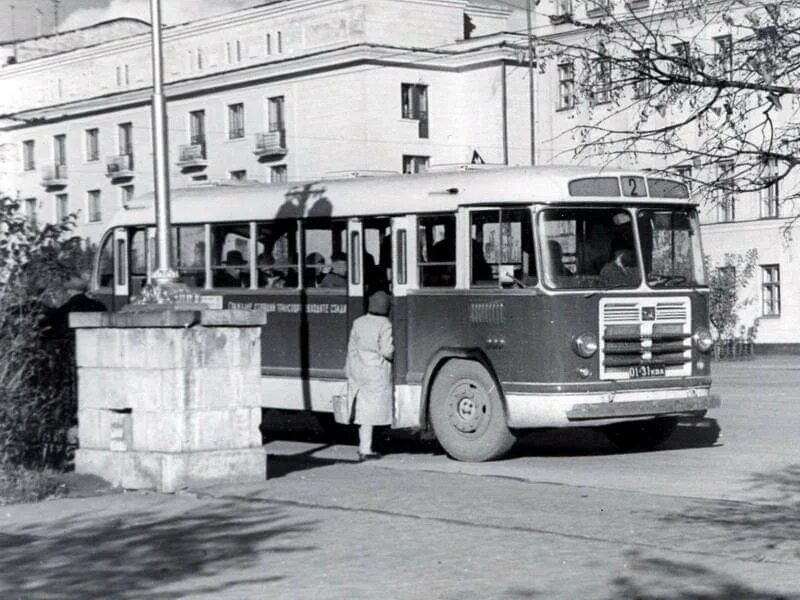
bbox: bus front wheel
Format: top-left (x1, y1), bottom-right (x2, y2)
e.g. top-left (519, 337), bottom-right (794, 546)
top-left (602, 417), bottom-right (678, 452)
top-left (429, 359), bottom-right (516, 462)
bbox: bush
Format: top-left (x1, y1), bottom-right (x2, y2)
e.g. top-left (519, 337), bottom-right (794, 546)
top-left (0, 464), bottom-right (66, 505)
top-left (0, 195), bottom-right (94, 469)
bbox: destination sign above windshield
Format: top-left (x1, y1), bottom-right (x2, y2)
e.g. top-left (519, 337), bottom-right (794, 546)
top-left (568, 176), bottom-right (689, 199)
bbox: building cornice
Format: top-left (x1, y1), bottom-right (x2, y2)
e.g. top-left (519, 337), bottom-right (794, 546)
top-left (1, 38), bottom-right (522, 130)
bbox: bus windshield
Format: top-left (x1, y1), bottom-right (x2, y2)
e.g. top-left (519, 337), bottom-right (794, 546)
top-left (539, 206), bottom-right (704, 290)
top-left (638, 208), bottom-right (705, 288)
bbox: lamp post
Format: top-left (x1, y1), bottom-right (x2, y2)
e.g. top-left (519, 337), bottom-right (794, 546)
top-left (526, 0), bottom-right (536, 166)
top-left (149, 0), bottom-right (178, 286)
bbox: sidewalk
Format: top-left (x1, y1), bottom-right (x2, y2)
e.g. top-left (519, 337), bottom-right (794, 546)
top-left (2, 456), bottom-right (798, 600)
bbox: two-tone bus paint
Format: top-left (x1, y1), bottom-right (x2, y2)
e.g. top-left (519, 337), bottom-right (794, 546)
top-left (92, 165), bottom-right (720, 461)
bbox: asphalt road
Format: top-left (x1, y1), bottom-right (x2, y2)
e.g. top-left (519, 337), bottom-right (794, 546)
top-left (2, 356), bottom-right (798, 599)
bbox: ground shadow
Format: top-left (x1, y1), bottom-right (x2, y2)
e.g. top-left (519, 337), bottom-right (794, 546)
top-left (658, 463), bottom-right (800, 563)
top-left (608, 549), bottom-right (798, 599)
top-left (267, 443), bottom-right (361, 480)
top-left (508, 418), bottom-right (721, 459)
top-left (0, 499), bottom-right (317, 599)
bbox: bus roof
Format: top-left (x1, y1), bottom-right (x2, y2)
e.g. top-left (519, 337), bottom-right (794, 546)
top-left (105, 165), bottom-right (694, 229)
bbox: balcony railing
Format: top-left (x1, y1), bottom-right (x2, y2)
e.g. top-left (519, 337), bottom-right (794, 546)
top-left (253, 129), bottom-right (287, 159)
top-left (40, 164), bottom-right (68, 188)
top-left (106, 154), bottom-right (134, 179)
top-left (177, 139), bottom-right (207, 168)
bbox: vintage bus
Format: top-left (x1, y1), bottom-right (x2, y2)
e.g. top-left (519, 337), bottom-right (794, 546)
top-left (92, 165), bottom-right (720, 461)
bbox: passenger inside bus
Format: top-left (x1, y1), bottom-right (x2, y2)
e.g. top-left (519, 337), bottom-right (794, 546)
top-left (215, 250), bottom-right (249, 288)
top-left (546, 240), bottom-right (573, 285)
top-left (599, 243), bottom-right (640, 287)
top-left (257, 254), bottom-right (286, 288)
top-left (304, 252), bottom-right (326, 287)
top-left (319, 252), bottom-right (348, 288)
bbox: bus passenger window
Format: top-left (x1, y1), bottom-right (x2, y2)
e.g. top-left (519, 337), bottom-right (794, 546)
top-left (171, 225), bottom-right (206, 288)
top-left (470, 209), bottom-right (535, 288)
top-left (97, 233), bottom-right (114, 289)
top-left (210, 223), bottom-right (250, 288)
top-left (418, 214), bottom-right (455, 288)
top-left (304, 220), bottom-right (347, 289)
top-left (256, 222), bottom-right (298, 288)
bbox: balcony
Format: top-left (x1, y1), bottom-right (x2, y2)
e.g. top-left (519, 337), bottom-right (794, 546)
top-left (177, 138), bottom-right (207, 171)
top-left (106, 154), bottom-right (135, 181)
top-left (253, 129), bottom-right (287, 160)
top-left (40, 164), bottom-right (68, 189)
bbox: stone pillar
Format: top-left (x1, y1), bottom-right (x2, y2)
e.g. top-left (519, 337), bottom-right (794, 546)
top-left (70, 309), bottom-right (266, 492)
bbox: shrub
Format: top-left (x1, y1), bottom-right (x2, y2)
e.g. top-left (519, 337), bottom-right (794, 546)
top-left (0, 195), bottom-right (94, 469)
top-left (0, 464), bottom-right (66, 505)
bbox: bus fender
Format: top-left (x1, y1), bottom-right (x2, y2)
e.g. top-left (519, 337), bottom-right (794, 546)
top-left (419, 348), bottom-right (506, 429)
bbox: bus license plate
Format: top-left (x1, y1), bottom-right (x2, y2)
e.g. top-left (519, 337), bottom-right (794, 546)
top-left (629, 364), bottom-right (666, 378)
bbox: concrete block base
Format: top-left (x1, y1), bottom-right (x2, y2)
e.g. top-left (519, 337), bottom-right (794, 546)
top-left (76, 447), bottom-right (267, 493)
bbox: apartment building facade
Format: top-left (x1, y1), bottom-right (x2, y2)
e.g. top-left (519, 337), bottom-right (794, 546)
top-left (1, 0), bottom-right (797, 350)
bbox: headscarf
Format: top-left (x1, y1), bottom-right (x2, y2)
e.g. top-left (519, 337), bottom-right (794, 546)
top-left (367, 291), bottom-right (390, 316)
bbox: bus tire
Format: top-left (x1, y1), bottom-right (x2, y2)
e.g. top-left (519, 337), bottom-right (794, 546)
top-left (429, 359), bottom-right (516, 462)
top-left (602, 417), bottom-right (678, 452)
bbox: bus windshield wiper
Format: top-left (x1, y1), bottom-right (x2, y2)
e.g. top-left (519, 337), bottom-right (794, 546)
top-left (647, 274), bottom-right (688, 287)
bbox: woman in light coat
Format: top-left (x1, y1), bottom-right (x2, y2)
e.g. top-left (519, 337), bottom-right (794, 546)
top-left (346, 291), bottom-right (394, 460)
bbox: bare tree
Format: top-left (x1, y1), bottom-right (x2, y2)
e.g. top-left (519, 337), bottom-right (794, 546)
top-left (534, 0), bottom-right (799, 219)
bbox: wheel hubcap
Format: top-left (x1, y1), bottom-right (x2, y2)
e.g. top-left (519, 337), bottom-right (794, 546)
top-left (447, 381), bottom-right (488, 434)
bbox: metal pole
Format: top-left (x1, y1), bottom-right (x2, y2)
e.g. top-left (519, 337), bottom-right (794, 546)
top-left (526, 0), bottom-right (536, 166)
top-left (149, 0), bottom-right (177, 284)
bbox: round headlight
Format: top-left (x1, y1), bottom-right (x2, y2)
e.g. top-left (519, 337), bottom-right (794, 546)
top-left (573, 333), bottom-right (598, 358)
top-left (694, 328), bottom-right (714, 353)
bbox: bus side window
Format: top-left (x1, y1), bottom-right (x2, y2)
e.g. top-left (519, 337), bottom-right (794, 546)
top-left (171, 225), bottom-right (206, 288)
top-left (470, 209), bottom-right (534, 288)
top-left (304, 219), bottom-right (348, 289)
top-left (256, 221), bottom-right (299, 289)
top-left (96, 233), bottom-right (114, 289)
top-left (210, 223), bottom-right (251, 288)
top-left (418, 214), bottom-right (455, 288)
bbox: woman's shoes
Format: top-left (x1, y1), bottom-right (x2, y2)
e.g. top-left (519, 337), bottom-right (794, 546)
top-left (358, 451), bottom-right (382, 462)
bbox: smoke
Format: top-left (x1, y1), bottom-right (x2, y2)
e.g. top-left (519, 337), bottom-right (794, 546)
top-left (60, 0), bottom-right (265, 31)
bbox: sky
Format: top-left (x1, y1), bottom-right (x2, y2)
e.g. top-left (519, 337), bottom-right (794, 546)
top-left (0, 0), bottom-right (265, 41)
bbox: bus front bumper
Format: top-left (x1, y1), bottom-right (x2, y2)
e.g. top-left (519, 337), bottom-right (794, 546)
top-left (505, 387), bottom-right (720, 429)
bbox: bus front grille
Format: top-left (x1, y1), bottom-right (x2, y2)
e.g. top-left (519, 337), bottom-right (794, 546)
top-left (599, 298), bottom-right (692, 380)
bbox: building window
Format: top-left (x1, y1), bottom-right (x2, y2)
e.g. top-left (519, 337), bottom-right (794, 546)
top-left (268, 96), bottom-right (285, 132)
top-left (53, 134), bottom-right (66, 168)
top-left (228, 103), bottom-right (245, 139)
top-left (24, 198), bottom-right (37, 222)
top-left (557, 62), bottom-right (575, 110)
top-left (87, 190), bottom-right (102, 223)
top-left (22, 140), bottom-right (35, 171)
top-left (401, 83), bottom-right (429, 138)
top-left (278, 31), bottom-right (283, 53)
top-left (226, 42), bottom-right (232, 63)
top-left (55, 193), bottom-right (68, 223)
top-left (190, 110), bottom-right (206, 154)
top-left (714, 35), bottom-right (733, 77)
top-left (592, 45), bottom-right (612, 104)
top-left (121, 184), bottom-right (134, 207)
top-left (85, 128), bottom-right (99, 162)
top-left (236, 40), bottom-right (242, 62)
top-left (761, 264), bottom-right (780, 316)
top-left (715, 161), bottom-right (735, 222)
top-left (403, 155), bottom-right (429, 174)
top-left (230, 169), bottom-right (247, 181)
top-left (115, 66), bottom-right (121, 87)
top-left (673, 165), bottom-right (693, 190)
top-left (270, 165), bottom-right (287, 184)
top-left (266, 33), bottom-right (272, 55)
top-left (760, 159), bottom-right (780, 218)
top-left (671, 42), bottom-right (691, 79)
top-left (556, 0), bottom-right (573, 17)
top-left (632, 49), bottom-right (651, 99)
top-left (196, 48), bottom-right (204, 70)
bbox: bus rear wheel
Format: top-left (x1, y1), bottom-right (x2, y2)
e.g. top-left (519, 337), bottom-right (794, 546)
top-left (602, 417), bottom-right (678, 452)
top-left (429, 359), bottom-right (516, 462)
